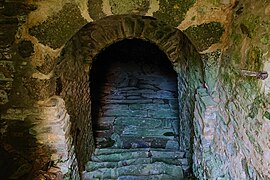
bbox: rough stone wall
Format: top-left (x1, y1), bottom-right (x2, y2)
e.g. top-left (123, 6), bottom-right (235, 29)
top-left (4, 0), bottom-right (270, 179)
top-left (192, 1), bottom-right (270, 179)
top-left (55, 38), bottom-right (94, 177)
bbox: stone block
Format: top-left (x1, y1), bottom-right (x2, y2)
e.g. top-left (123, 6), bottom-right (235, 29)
top-left (148, 109), bottom-right (178, 118)
top-left (23, 77), bottom-right (56, 100)
top-left (0, 90), bottom-right (8, 104)
top-left (0, 48), bottom-right (12, 61)
top-left (0, 20), bottom-right (18, 46)
top-left (0, 61), bottom-right (14, 81)
top-left (0, 81), bottom-right (13, 90)
top-left (104, 109), bottom-right (148, 117)
top-left (184, 22), bottom-right (225, 52)
top-left (29, 3), bottom-right (87, 48)
top-left (165, 140), bottom-right (180, 150)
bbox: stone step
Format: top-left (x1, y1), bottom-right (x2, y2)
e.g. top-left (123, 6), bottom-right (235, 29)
top-left (91, 150), bottom-right (185, 162)
top-left (86, 157), bottom-right (188, 172)
top-left (94, 148), bottom-right (185, 156)
top-left (117, 174), bottom-right (177, 180)
top-left (83, 162), bottom-right (183, 180)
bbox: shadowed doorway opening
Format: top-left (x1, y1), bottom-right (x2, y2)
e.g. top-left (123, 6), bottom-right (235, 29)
top-left (90, 39), bottom-right (180, 150)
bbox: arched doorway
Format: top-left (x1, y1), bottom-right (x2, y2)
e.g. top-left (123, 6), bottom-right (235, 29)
top-left (90, 39), bottom-right (180, 150)
top-left (58, 15), bottom-right (204, 178)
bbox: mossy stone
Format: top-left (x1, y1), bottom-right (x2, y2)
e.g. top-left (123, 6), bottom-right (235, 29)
top-left (109, 0), bottom-right (150, 15)
top-left (246, 46), bottom-right (262, 71)
top-left (88, 0), bottom-right (106, 20)
top-left (184, 22), bottom-right (225, 52)
top-left (29, 3), bottom-right (87, 49)
top-left (241, 14), bottom-right (260, 38)
top-left (153, 0), bottom-right (196, 27)
top-left (264, 111), bottom-right (270, 120)
top-left (260, 34), bottom-right (269, 45)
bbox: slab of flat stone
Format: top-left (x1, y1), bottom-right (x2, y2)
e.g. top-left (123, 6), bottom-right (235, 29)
top-left (85, 158), bottom-right (151, 171)
top-left (117, 174), bottom-right (178, 180)
top-left (94, 148), bottom-right (184, 155)
top-left (83, 162), bottom-right (183, 179)
top-left (91, 150), bottom-right (185, 162)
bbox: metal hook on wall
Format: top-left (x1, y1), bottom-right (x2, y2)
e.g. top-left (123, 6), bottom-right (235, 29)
top-left (240, 70), bottom-right (268, 80)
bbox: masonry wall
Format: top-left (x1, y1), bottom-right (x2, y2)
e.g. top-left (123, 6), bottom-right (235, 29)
top-left (0, 0), bottom-right (270, 179)
top-left (193, 1), bottom-right (270, 179)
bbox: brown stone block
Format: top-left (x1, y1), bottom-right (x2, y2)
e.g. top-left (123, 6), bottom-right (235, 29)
top-left (23, 77), bottom-right (56, 101)
top-left (0, 61), bottom-right (14, 80)
top-left (0, 49), bottom-right (12, 60)
top-left (0, 24), bottom-right (17, 46)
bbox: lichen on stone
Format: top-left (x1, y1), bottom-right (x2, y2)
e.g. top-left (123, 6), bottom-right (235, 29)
top-left (184, 22), bottom-right (225, 52)
top-left (29, 3), bottom-right (87, 49)
top-left (241, 14), bottom-right (260, 38)
top-left (109, 0), bottom-right (150, 15)
top-left (88, 0), bottom-right (106, 20)
top-left (246, 46), bottom-right (263, 71)
top-left (153, 0), bottom-right (196, 27)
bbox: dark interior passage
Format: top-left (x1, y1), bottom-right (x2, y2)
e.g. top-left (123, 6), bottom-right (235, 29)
top-left (90, 39), bottom-right (180, 149)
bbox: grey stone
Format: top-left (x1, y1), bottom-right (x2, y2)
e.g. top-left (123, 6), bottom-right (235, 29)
top-left (165, 140), bottom-right (180, 150)
top-left (84, 162), bottom-right (183, 179)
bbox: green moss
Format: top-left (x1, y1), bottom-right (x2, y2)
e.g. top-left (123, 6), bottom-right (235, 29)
top-left (153, 0), bottom-right (196, 27)
top-left (184, 22), bottom-right (225, 51)
top-left (246, 46), bottom-right (262, 71)
top-left (231, 33), bottom-right (241, 44)
top-left (241, 14), bottom-right (260, 38)
top-left (248, 95), bottom-right (267, 118)
top-left (207, 0), bottom-right (219, 6)
top-left (232, 47), bottom-right (241, 65)
top-left (264, 111), bottom-right (270, 120)
top-left (88, 0), bottom-right (106, 20)
top-left (260, 34), bottom-right (269, 45)
top-left (29, 3), bottom-right (87, 49)
top-left (109, 0), bottom-right (150, 15)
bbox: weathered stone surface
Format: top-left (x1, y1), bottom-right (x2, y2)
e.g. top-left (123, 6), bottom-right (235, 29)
top-left (153, 0), bottom-right (196, 27)
top-left (184, 22), bottom-right (225, 52)
top-left (29, 3), bottom-right (87, 49)
top-left (0, 89), bottom-right (8, 104)
top-left (84, 162), bottom-right (183, 179)
top-left (84, 148), bottom-right (186, 179)
top-left (23, 77), bottom-right (55, 100)
top-left (2, 2), bottom-right (37, 16)
top-left (18, 40), bottom-right (34, 58)
top-left (36, 54), bottom-right (56, 75)
top-left (109, 0), bottom-right (150, 15)
top-left (0, 19), bottom-right (18, 46)
top-left (87, 0), bottom-right (106, 20)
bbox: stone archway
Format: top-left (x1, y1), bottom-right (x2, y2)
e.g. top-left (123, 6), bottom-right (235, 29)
top-left (90, 38), bottom-right (180, 150)
top-left (57, 15), bottom-right (204, 176)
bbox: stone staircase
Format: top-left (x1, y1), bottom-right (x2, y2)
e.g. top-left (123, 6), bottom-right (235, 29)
top-left (83, 148), bottom-right (192, 180)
